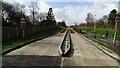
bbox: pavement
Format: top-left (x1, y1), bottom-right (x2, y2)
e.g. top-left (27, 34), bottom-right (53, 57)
top-left (62, 30), bottom-right (119, 67)
top-left (80, 34), bottom-right (120, 61)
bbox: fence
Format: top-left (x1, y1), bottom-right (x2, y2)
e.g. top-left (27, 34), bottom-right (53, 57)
top-left (2, 26), bottom-right (58, 40)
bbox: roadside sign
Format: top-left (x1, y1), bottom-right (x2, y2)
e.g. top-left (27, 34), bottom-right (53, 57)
top-left (21, 17), bottom-right (26, 23)
top-left (20, 16), bottom-right (26, 38)
top-left (20, 16), bottom-right (26, 29)
top-left (115, 15), bottom-right (120, 22)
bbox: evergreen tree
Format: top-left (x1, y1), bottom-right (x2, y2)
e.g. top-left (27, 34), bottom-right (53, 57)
top-left (108, 9), bottom-right (117, 28)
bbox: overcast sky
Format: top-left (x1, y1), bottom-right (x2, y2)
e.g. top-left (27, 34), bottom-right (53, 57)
top-left (3, 0), bottom-right (119, 26)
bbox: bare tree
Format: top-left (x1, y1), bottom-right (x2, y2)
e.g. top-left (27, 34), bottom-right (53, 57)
top-left (85, 13), bottom-right (94, 24)
top-left (102, 15), bottom-right (108, 24)
top-left (85, 13), bottom-right (95, 27)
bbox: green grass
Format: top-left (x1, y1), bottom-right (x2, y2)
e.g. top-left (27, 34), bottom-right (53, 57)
top-left (76, 27), bottom-right (120, 40)
top-left (82, 34), bottom-right (120, 55)
top-left (2, 28), bottom-right (63, 51)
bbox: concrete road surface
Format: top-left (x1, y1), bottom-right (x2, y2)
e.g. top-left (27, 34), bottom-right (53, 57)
top-left (6, 32), bottom-right (65, 56)
top-left (2, 32), bottom-right (66, 67)
top-left (62, 31), bottom-right (119, 67)
top-left (2, 29), bottom-right (120, 68)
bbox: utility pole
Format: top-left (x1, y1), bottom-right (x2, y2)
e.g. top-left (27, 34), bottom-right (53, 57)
top-left (32, 5), bottom-right (35, 25)
top-left (94, 15), bottom-right (96, 38)
top-left (118, 1), bottom-right (120, 14)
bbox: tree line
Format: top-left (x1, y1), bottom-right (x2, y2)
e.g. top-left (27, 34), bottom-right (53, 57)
top-left (79, 9), bottom-right (120, 32)
top-left (1, 1), bottom-right (66, 27)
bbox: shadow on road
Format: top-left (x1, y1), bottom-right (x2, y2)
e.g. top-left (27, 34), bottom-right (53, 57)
top-left (2, 55), bottom-right (62, 68)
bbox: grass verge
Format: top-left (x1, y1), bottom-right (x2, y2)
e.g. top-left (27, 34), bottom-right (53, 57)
top-left (2, 28), bottom-right (63, 52)
top-left (76, 27), bottom-right (120, 40)
top-left (81, 34), bottom-right (120, 55)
